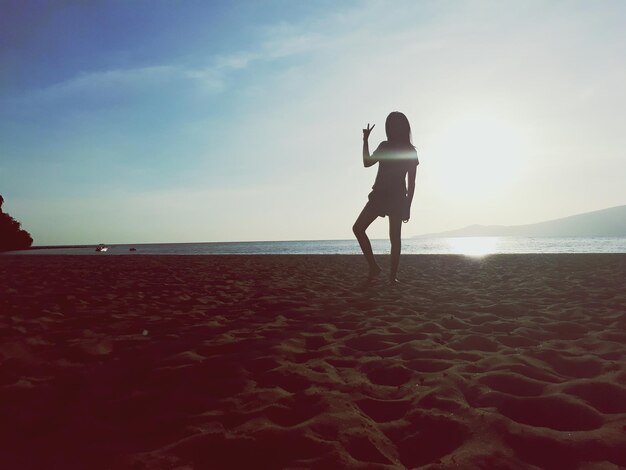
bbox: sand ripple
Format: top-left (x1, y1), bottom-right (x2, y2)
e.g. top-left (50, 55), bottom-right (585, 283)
top-left (1, 254), bottom-right (625, 469)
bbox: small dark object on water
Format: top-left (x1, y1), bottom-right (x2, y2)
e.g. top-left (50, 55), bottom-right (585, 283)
top-left (130, 247), bottom-right (137, 251)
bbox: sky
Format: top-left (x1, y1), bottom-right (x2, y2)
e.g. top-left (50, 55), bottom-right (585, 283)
top-left (1, 0), bottom-right (625, 245)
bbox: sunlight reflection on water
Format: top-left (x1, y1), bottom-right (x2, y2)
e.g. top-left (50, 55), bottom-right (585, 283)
top-left (446, 237), bottom-right (500, 257)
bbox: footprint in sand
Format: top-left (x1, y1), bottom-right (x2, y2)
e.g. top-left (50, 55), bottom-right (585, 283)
top-left (497, 394), bottom-right (603, 431)
top-left (356, 398), bottom-right (412, 423)
top-left (364, 363), bottom-right (413, 387)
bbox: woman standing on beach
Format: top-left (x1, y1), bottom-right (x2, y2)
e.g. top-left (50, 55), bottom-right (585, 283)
top-left (353, 111), bottom-right (419, 283)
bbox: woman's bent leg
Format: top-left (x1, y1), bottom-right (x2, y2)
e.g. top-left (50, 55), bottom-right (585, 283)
top-left (389, 216), bottom-right (402, 282)
top-left (352, 206), bottom-right (381, 276)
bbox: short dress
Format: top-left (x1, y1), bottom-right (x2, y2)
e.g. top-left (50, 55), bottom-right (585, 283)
top-left (364, 141), bottom-right (419, 218)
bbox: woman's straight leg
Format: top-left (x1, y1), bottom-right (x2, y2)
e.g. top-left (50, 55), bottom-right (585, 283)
top-left (389, 215), bottom-right (402, 282)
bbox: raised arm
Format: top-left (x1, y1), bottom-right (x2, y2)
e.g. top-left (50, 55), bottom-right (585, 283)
top-left (362, 123), bottom-right (377, 167)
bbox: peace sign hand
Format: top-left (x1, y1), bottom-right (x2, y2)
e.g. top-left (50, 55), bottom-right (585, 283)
top-left (362, 123), bottom-right (375, 141)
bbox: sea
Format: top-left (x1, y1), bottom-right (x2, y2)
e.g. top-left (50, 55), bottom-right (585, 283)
top-left (5, 237), bottom-right (626, 257)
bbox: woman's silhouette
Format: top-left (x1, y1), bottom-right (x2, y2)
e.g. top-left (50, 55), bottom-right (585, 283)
top-left (353, 112), bottom-right (419, 283)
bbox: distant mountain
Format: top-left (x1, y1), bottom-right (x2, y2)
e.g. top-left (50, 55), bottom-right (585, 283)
top-left (415, 205), bottom-right (626, 238)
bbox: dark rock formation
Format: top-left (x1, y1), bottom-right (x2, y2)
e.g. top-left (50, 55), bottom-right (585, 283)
top-left (0, 195), bottom-right (33, 251)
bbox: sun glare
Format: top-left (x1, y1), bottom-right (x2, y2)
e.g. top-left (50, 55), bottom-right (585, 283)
top-left (447, 237), bottom-right (499, 257)
top-left (430, 113), bottom-right (528, 200)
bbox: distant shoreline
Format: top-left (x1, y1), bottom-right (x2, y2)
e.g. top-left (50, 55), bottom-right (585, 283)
top-left (25, 234), bottom-right (626, 248)
top-left (3, 237), bottom-right (624, 256)
top-left (26, 244), bottom-right (95, 250)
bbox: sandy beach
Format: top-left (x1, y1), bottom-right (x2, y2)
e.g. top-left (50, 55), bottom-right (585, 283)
top-left (1, 254), bottom-right (625, 469)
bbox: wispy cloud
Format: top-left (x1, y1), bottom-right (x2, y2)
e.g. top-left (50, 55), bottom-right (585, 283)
top-left (15, 20), bottom-right (337, 104)
top-left (18, 64), bottom-right (220, 103)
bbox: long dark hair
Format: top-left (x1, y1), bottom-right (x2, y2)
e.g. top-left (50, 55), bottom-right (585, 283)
top-left (385, 111), bottom-right (414, 148)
